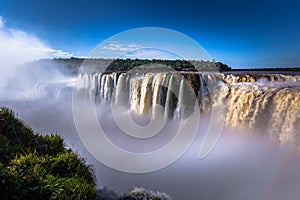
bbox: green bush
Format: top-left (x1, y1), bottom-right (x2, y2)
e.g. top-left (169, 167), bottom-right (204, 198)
top-left (0, 162), bottom-right (21, 200)
top-left (121, 187), bottom-right (171, 200)
top-left (49, 151), bottom-right (95, 183)
top-left (96, 187), bottom-right (172, 200)
top-left (43, 174), bottom-right (96, 200)
top-left (42, 134), bottom-right (65, 155)
top-left (0, 135), bottom-right (10, 163)
top-left (0, 108), bottom-right (97, 199)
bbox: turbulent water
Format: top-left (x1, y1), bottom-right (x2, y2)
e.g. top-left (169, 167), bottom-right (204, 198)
top-left (77, 72), bottom-right (300, 147)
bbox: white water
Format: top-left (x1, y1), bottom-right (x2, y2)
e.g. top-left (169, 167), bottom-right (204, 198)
top-left (2, 71), bottom-right (300, 200)
top-left (77, 72), bottom-right (300, 147)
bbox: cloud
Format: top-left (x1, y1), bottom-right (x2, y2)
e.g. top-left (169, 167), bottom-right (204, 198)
top-left (0, 16), bottom-right (72, 66)
top-left (0, 16), bottom-right (4, 29)
top-left (0, 16), bottom-right (73, 101)
top-left (101, 41), bottom-right (182, 60)
top-left (102, 41), bottom-right (140, 52)
top-left (121, 48), bottom-right (182, 60)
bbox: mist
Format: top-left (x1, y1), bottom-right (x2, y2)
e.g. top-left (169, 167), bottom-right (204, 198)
top-left (0, 16), bottom-right (72, 101)
top-left (2, 80), bottom-right (300, 200)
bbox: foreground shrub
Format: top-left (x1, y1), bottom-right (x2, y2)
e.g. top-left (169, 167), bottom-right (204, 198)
top-left (40, 134), bottom-right (65, 155)
top-left (0, 163), bottom-right (21, 200)
top-left (96, 187), bottom-right (172, 200)
top-left (0, 108), bottom-right (96, 199)
top-left (121, 187), bottom-right (171, 200)
top-left (49, 151), bottom-right (95, 183)
top-left (43, 174), bottom-right (96, 200)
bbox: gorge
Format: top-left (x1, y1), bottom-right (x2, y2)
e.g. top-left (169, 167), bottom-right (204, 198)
top-left (2, 59), bottom-right (300, 200)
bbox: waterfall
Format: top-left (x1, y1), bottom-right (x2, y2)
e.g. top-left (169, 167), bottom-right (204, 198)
top-left (164, 73), bottom-right (180, 119)
top-left (129, 76), bottom-right (142, 113)
top-left (173, 76), bottom-right (185, 120)
top-left (139, 73), bottom-right (153, 115)
top-left (198, 75), bottom-right (211, 113)
top-left (75, 71), bottom-right (300, 145)
top-left (221, 82), bottom-right (300, 144)
top-left (115, 73), bottom-right (129, 105)
top-left (151, 73), bottom-right (165, 118)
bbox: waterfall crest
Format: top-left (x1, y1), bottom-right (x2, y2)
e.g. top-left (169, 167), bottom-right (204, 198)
top-left (76, 72), bottom-right (300, 145)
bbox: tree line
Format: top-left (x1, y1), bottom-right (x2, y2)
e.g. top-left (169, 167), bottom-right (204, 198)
top-left (30, 57), bottom-right (231, 75)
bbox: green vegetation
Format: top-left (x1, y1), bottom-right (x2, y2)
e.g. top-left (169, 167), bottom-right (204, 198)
top-left (0, 108), bottom-right (172, 199)
top-left (97, 187), bottom-right (171, 200)
top-left (30, 58), bottom-right (231, 75)
top-left (120, 187), bottom-right (171, 200)
top-left (105, 58), bottom-right (229, 73)
top-left (27, 57), bottom-right (300, 75)
top-left (0, 108), bottom-right (96, 200)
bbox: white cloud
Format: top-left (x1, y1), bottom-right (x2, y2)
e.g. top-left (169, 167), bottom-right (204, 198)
top-left (0, 16), bottom-right (73, 100)
top-left (0, 16), bottom-right (4, 29)
top-left (122, 48), bottom-right (182, 60)
top-left (100, 41), bottom-right (182, 60)
top-left (102, 41), bottom-right (140, 52)
top-left (0, 16), bottom-right (72, 66)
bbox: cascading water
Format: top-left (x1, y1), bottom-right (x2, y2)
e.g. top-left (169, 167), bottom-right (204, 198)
top-left (76, 71), bottom-right (300, 147)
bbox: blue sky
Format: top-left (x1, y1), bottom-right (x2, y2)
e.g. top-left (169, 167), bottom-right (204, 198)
top-left (0, 0), bottom-right (299, 68)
